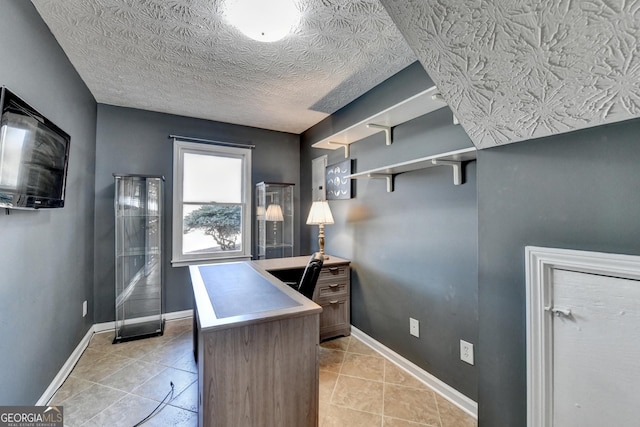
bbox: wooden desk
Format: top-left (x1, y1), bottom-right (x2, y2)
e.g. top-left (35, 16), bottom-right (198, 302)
top-left (253, 255), bottom-right (351, 341)
top-left (190, 262), bottom-right (322, 427)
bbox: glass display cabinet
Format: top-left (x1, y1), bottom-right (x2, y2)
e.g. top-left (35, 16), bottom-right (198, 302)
top-left (113, 174), bottom-right (164, 343)
top-left (256, 182), bottom-right (294, 259)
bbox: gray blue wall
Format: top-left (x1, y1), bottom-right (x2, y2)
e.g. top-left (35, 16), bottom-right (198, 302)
top-left (477, 118), bottom-right (640, 426)
top-left (94, 105), bottom-right (300, 323)
top-left (0, 1), bottom-right (97, 404)
top-left (301, 63), bottom-right (479, 400)
top-left (4, 4), bottom-right (639, 421)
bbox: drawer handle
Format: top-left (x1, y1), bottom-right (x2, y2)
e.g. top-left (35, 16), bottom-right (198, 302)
top-left (329, 284), bottom-right (339, 288)
top-left (328, 267), bottom-right (339, 273)
top-left (329, 300), bottom-right (339, 305)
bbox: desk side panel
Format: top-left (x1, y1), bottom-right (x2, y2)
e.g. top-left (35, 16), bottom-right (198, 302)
top-left (200, 313), bottom-right (319, 427)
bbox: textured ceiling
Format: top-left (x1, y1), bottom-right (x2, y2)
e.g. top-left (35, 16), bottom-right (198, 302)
top-left (381, 0), bottom-right (640, 148)
top-left (31, 0), bottom-right (416, 134)
top-left (30, 0), bottom-right (640, 147)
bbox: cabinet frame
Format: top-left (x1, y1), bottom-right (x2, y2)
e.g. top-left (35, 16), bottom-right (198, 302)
top-left (255, 182), bottom-right (295, 259)
top-left (113, 174), bottom-right (164, 343)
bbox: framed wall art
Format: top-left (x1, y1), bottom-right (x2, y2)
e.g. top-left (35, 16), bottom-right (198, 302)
top-left (326, 159), bottom-right (352, 200)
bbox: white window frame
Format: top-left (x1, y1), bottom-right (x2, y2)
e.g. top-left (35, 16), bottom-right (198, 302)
top-left (171, 140), bottom-right (252, 266)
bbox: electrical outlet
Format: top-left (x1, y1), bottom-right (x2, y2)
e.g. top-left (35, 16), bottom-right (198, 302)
top-left (409, 317), bottom-right (419, 338)
top-left (460, 340), bottom-right (474, 365)
top-left (82, 300), bottom-right (88, 317)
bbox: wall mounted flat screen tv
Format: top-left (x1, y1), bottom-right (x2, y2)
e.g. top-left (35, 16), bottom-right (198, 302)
top-left (0, 86), bottom-right (70, 209)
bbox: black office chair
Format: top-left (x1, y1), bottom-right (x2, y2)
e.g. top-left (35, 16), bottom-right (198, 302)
top-left (293, 252), bottom-right (324, 299)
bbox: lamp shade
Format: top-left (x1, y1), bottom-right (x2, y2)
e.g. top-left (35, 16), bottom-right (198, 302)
top-left (306, 200), bottom-right (334, 225)
top-left (265, 204), bottom-right (284, 222)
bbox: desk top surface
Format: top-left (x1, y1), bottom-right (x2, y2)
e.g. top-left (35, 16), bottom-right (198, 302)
top-left (252, 255), bottom-right (351, 271)
top-left (190, 261), bottom-right (321, 331)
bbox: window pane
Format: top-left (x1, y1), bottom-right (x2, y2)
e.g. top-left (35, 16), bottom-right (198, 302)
top-left (172, 140), bottom-right (252, 266)
top-left (183, 153), bottom-right (242, 203)
top-left (182, 203), bottom-right (243, 254)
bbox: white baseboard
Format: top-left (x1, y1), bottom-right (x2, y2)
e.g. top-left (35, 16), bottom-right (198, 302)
top-left (39, 313), bottom-right (475, 417)
top-left (37, 326), bottom-right (94, 405)
top-left (39, 309), bottom-right (194, 404)
top-left (163, 309), bottom-right (194, 321)
top-left (93, 309), bottom-right (194, 334)
top-left (350, 326), bottom-right (478, 418)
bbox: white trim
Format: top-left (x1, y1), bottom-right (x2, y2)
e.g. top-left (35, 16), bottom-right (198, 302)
top-left (37, 326), bottom-right (94, 405)
top-left (171, 255), bottom-right (252, 268)
top-left (41, 313), bottom-right (474, 416)
top-left (40, 310), bottom-right (195, 404)
top-left (525, 246), bottom-right (640, 427)
top-left (94, 309), bottom-right (194, 333)
top-left (350, 326), bottom-right (478, 418)
top-left (171, 140), bottom-right (252, 266)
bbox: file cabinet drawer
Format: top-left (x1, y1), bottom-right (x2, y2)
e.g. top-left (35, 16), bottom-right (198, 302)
top-left (318, 265), bottom-right (349, 282)
top-left (315, 281), bottom-right (348, 299)
top-left (317, 298), bottom-right (348, 331)
top-left (315, 262), bottom-right (350, 341)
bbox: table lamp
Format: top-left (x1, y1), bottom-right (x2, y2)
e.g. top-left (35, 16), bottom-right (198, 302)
top-left (265, 204), bottom-right (284, 245)
top-left (306, 200), bottom-right (334, 259)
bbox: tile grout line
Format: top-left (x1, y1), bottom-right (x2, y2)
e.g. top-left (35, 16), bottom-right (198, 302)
top-left (67, 322), bottom-right (474, 426)
top-left (58, 321), bottom-right (196, 426)
top-left (327, 338), bottom-right (349, 407)
top-left (433, 392), bottom-right (443, 427)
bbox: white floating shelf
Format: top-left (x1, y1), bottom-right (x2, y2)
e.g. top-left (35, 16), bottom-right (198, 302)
top-left (311, 86), bottom-right (445, 157)
top-left (346, 147), bottom-right (477, 192)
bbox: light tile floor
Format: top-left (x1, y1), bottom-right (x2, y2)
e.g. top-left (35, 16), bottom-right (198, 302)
top-left (51, 318), bottom-right (476, 427)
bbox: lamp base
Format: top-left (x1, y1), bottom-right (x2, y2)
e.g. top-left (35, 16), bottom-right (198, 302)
top-left (317, 223), bottom-right (331, 260)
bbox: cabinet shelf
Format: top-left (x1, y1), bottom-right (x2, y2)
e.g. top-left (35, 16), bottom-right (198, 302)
top-left (311, 86), bottom-right (445, 157)
top-left (258, 243), bottom-right (294, 249)
top-left (117, 249), bottom-right (161, 257)
top-left (346, 147), bottom-right (476, 192)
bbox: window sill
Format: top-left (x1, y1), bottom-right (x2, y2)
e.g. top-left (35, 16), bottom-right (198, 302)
top-left (171, 255), bottom-right (253, 268)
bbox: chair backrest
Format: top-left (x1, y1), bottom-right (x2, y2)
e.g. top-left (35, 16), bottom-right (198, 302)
top-left (297, 252), bottom-right (324, 299)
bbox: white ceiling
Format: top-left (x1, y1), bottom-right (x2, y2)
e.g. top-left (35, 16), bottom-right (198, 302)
top-left (31, 0), bottom-right (640, 147)
top-left (30, 0), bottom-right (416, 135)
top-left (381, 0), bottom-right (640, 148)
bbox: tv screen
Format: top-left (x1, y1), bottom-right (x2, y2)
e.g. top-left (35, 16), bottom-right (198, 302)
top-left (0, 87), bottom-right (70, 209)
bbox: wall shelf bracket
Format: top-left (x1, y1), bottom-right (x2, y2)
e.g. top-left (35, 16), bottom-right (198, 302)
top-left (368, 173), bottom-right (394, 192)
top-left (431, 159), bottom-right (462, 185)
top-left (311, 87), bottom-right (446, 155)
top-left (328, 141), bottom-right (350, 158)
top-left (367, 124), bottom-right (392, 146)
top-left (346, 147), bottom-right (476, 192)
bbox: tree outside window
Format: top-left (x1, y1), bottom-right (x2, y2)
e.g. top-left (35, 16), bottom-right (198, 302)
top-left (183, 204), bottom-right (241, 251)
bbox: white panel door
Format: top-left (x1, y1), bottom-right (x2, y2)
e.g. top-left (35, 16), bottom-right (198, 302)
top-left (551, 269), bottom-right (640, 426)
top-left (311, 155), bottom-right (327, 201)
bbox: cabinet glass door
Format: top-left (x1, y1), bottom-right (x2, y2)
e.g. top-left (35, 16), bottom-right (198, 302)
top-left (114, 174), bottom-right (164, 343)
top-left (255, 182), bottom-right (294, 259)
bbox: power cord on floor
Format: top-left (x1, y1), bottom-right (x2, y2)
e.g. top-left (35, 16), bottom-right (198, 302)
top-left (132, 381), bottom-right (174, 427)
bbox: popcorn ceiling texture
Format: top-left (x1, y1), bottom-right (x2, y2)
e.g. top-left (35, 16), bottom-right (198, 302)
top-left (380, 0), bottom-right (640, 148)
top-left (31, 0), bottom-right (416, 134)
